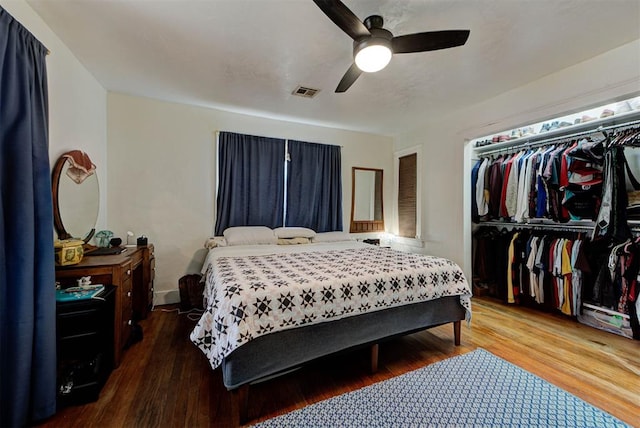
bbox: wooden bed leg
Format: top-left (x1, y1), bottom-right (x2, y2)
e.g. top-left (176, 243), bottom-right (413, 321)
top-left (453, 320), bottom-right (461, 346)
top-left (231, 384), bottom-right (249, 427)
top-left (370, 343), bottom-right (379, 373)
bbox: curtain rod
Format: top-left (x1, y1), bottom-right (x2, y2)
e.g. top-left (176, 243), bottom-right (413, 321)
top-left (214, 130), bottom-right (343, 147)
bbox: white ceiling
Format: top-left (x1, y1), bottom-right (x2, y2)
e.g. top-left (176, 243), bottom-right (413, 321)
top-left (26, 0), bottom-right (640, 137)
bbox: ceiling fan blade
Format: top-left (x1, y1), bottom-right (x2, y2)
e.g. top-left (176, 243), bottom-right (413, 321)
top-left (335, 63), bottom-right (363, 93)
top-left (313, 0), bottom-right (370, 40)
top-left (392, 30), bottom-right (470, 54)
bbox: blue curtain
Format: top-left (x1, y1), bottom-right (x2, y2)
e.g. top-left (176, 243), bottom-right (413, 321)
top-left (214, 132), bottom-right (285, 235)
top-left (286, 140), bottom-right (342, 232)
top-left (0, 7), bottom-right (57, 426)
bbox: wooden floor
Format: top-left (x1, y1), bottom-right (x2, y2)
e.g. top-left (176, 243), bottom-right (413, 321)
top-left (40, 297), bottom-right (640, 427)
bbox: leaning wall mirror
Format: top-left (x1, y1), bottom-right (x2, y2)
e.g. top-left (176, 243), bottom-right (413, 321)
top-left (52, 150), bottom-right (99, 243)
top-left (350, 167), bottom-right (384, 233)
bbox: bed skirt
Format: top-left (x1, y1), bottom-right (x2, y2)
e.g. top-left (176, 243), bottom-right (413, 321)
top-left (221, 295), bottom-right (466, 389)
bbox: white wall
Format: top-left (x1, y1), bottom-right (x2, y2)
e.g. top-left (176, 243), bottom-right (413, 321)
top-left (8, 0), bottom-right (638, 301)
top-left (2, 0), bottom-right (108, 234)
top-left (107, 93), bottom-right (394, 304)
top-left (396, 39), bottom-right (640, 281)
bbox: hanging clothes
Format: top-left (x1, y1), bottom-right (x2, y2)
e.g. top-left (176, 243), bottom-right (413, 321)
top-left (472, 138), bottom-right (604, 224)
top-left (472, 118), bottom-right (640, 340)
top-left (473, 226), bottom-right (594, 317)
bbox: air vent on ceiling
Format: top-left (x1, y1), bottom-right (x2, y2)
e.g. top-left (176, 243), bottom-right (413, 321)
top-left (292, 86), bottom-right (320, 98)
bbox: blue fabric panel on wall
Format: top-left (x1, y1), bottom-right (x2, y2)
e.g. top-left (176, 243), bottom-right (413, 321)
top-left (286, 140), bottom-right (342, 232)
top-left (0, 6), bottom-right (57, 426)
top-left (214, 132), bottom-right (285, 235)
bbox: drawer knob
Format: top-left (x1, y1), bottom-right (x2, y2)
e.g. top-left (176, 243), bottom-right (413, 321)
top-left (127, 269), bottom-right (131, 275)
top-left (128, 320), bottom-right (132, 326)
top-left (127, 291), bottom-right (131, 297)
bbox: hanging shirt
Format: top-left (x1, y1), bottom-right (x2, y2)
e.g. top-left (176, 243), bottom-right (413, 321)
top-left (507, 232), bottom-right (520, 304)
top-left (535, 146), bottom-right (556, 218)
top-left (560, 239), bottom-right (574, 315)
top-left (534, 236), bottom-right (547, 304)
top-left (570, 239), bottom-right (583, 315)
top-left (475, 158), bottom-right (490, 217)
top-left (499, 154), bottom-right (515, 218)
top-left (471, 158), bottom-right (482, 222)
top-left (488, 156), bottom-right (505, 218)
top-left (504, 150), bottom-right (524, 218)
top-left (526, 236), bottom-right (539, 298)
top-left (515, 149), bottom-right (538, 222)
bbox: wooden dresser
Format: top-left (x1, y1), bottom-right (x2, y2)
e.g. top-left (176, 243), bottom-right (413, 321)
top-left (55, 244), bottom-right (154, 367)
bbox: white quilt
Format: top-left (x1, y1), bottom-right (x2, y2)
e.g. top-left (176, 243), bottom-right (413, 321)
top-left (190, 242), bottom-right (471, 369)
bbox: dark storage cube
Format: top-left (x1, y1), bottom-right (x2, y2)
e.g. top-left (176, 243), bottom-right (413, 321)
top-left (56, 286), bottom-right (115, 407)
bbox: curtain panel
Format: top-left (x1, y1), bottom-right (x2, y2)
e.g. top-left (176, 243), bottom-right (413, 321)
top-left (286, 140), bottom-right (342, 232)
top-left (214, 132), bottom-right (285, 235)
top-left (0, 6), bottom-right (57, 426)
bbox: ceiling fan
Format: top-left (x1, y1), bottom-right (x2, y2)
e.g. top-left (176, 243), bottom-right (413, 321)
top-left (313, 0), bottom-right (470, 93)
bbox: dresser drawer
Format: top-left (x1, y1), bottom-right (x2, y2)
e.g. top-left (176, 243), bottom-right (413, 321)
top-left (120, 273), bottom-right (132, 347)
top-left (149, 256), bottom-right (155, 278)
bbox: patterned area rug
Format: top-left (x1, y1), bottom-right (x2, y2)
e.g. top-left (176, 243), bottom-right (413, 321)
top-left (253, 349), bottom-right (628, 427)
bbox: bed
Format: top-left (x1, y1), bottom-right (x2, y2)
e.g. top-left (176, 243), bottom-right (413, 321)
top-left (190, 227), bottom-right (472, 424)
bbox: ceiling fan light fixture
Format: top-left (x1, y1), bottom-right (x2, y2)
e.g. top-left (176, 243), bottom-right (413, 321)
top-left (354, 40), bottom-right (392, 73)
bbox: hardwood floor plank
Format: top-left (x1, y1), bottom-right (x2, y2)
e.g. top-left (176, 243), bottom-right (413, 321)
top-left (38, 298), bottom-right (640, 427)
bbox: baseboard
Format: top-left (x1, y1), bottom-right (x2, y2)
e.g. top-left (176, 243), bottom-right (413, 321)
top-left (154, 289), bottom-right (180, 306)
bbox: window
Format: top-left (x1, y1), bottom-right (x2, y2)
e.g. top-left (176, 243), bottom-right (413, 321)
top-left (214, 132), bottom-right (342, 235)
top-left (395, 147), bottom-right (421, 239)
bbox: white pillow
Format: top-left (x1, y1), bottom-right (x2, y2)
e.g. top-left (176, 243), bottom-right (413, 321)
top-left (277, 237), bottom-right (311, 245)
top-left (204, 236), bottom-right (227, 249)
top-left (312, 231), bottom-right (352, 243)
top-left (273, 227), bottom-right (316, 239)
top-left (223, 226), bottom-right (277, 246)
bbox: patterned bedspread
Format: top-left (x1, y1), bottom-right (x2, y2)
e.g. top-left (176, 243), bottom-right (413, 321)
top-left (190, 243), bottom-right (471, 369)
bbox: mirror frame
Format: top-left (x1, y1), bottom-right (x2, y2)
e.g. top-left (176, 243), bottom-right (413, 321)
top-left (350, 166), bottom-right (384, 233)
top-left (51, 154), bottom-right (96, 243)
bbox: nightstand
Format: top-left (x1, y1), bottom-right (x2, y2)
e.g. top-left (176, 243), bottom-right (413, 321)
top-left (56, 286), bottom-right (115, 407)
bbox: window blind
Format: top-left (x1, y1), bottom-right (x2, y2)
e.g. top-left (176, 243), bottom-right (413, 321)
top-left (398, 153), bottom-right (417, 238)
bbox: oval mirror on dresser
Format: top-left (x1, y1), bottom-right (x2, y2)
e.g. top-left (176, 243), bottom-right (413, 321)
top-left (52, 150), bottom-right (99, 243)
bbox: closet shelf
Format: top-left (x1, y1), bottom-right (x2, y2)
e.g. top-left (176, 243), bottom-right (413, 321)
top-left (474, 110), bottom-right (640, 156)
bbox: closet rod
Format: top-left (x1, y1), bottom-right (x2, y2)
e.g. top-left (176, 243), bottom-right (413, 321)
top-left (476, 220), bottom-right (595, 232)
top-left (478, 219), bottom-right (640, 234)
top-left (600, 118), bottom-right (640, 133)
top-left (475, 116), bottom-right (640, 157)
